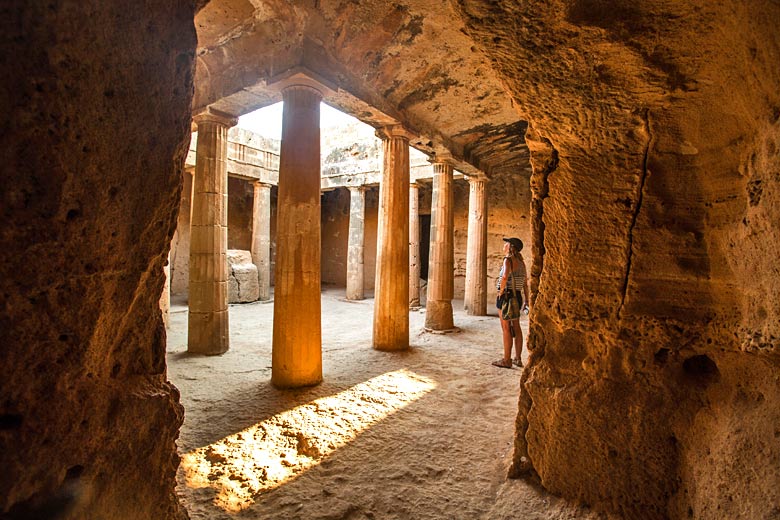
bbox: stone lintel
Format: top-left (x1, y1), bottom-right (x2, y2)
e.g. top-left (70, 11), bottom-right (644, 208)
top-left (266, 66), bottom-right (338, 97)
top-left (225, 161), bottom-right (277, 185)
top-left (193, 106), bottom-right (239, 128)
top-left (375, 124), bottom-right (417, 142)
top-left (464, 173), bottom-right (489, 183)
top-left (429, 151), bottom-right (456, 167)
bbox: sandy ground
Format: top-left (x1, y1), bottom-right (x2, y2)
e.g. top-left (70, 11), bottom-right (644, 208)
top-left (167, 287), bottom-right (607, 520)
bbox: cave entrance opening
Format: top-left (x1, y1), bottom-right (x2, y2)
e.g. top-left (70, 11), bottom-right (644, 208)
top-left (168, 3), bottom-right (536, 514)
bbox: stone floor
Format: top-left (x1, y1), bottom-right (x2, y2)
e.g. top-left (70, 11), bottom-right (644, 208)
top-left (166, 287), bottom-right (608, 520)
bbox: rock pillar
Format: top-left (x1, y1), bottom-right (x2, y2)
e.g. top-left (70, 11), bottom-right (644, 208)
top-left (188, 108), bottom-right (237, 355)
top-left (464, 176), bottom-right (488, 316)
top-left (251, 181), bottom-right (272, 301)
top-left (409, 182), bottom-right (421, 309)
top-left (272, 82), bottom-right (324, 388)
top-left (373, 125), bottom-right (413, 351)
top-left (425, 157), bottom-right (455, 331)
top-left (346, 186), bottom-right (367, 300)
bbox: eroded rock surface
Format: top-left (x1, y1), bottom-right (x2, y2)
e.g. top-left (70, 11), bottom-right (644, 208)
top-left (454, 0), bottom-right (780, 517)
top-left (0, 1), bottom-right (195, 518)
top-left (2, 0), bottom-right (778, 518)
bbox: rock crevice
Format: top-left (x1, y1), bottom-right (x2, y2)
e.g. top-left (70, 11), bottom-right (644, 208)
top-left (618, 108), bottom-right (653, 319)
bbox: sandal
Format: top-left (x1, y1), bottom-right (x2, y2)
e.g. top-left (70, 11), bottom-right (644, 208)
top-left (512, 357), bottom-right (523, 367)
top-left (492, 358), bottom-right (513, 369)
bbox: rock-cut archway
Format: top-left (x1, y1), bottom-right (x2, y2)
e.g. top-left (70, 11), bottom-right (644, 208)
top-left (1, 1), bottom-right (779, 519)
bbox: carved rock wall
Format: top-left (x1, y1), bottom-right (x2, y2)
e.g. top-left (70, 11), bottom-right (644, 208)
top-left (321, 187), bottom-right (380, 291)
top-left (227, 177), bottom-right (254, 251)
top-left (482, 172), bottom-right (533, 298)
top-left (455, 0), bottom-right (780, 517)
top-left (0, 1), bottom-right (196, 518)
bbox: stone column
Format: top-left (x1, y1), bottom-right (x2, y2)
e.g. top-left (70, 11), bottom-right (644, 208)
top-left (425, 156), bottom-right (455, 331)
top-left (464, 176), bottom-right (488, 316)
top-left (160, 252), bottom-right (171, 328)
top-left (188, 108), bottom-right (237, 355)
top-left (346, 186), bottom-right (367, 300)
top-left (272, 81), bottom-right (325, 388)
top-left (373, 125), bottom-right (413, 351)
top-left (251, 181), bottom-right (272, 301)
top-left (409, 182), bottom-right (421, 309)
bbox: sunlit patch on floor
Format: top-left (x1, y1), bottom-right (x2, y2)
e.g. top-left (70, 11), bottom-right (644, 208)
top-left (180, 369), bottom-right (437, 512)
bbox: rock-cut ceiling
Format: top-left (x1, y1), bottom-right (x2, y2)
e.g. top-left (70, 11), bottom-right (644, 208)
top-left (193, 0), bottom-right (530, 178)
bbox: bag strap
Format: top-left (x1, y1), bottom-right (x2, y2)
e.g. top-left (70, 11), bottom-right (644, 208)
top-left (505, 256), bottom-right (518, 299)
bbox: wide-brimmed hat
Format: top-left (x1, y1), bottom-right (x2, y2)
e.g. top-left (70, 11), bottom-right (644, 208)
top-left (503, 237), bottom-right (523, 251)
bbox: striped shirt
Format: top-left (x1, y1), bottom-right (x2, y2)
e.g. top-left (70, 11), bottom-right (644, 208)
top-left (496, 255), bottom-right (527, 294)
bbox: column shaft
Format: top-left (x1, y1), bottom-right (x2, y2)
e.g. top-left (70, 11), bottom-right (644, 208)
top-left (464, 177), bottom-right (488, 316)
top-left (346, 187), bottom-right (366, 300)
top-left (160, 252), bottom-right (171, 328)
top-left (373, 126), bottom-right (411, 351)
top-left (409, 183), bottom-right (421, 309)
top-left (188, 111), bottom-right (236, 355)
top-left (272, 85), bottom-right (323, 388)
top-left (251, 182), bottom-right (272, 301)
top-left (425, 160), bottom-right (455, 330)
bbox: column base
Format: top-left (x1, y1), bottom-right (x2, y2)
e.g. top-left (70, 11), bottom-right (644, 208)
top-left (465, 303), bottom-right (487, 317)
top-left (258, 283), bottom-right (271, 301)
top-left (423, 326), bottom-right (461, 334)
top-left (187, 310), bottom-right (229, 355)
top-left (425, 300), bottom-right (454, 331)
top-left (372, 324), bottom-right (409, 351)
top-left (271, 372), bottom-right (322, 389)
top-left (372, 341), bottom-right (410, 352)
top-left (345, 287), bottom-right (365, 301)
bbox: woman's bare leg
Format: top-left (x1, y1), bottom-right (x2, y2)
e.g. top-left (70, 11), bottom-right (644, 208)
top-left (500, 318), bottom-right (512, 362)
top-left (511, 318), bottom-right (523, 366)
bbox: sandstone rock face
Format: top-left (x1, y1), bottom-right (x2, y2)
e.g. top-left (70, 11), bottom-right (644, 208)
top-left (227, 177), bottom-right (254, 251)
top-left (0, 1), bottom-right (195, 518)
top-left (322, 187), bottom-right (380, 291)
top-left (454, 0), bottom-right (780, 517)
top-left (227, 250), bottom-right (260, 303)
top-left (3, 0), bottom-right (778, 518)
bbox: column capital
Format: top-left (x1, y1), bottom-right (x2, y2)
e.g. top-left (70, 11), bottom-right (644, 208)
top-left (347, 184), bottom-right (368, 193)
top-left (375, 124), bottom-right (416, 142)
top-left (253, 180), bottom-right (274, 189)
top-left (267, 66), bottom-right (337, 97)
top-left (465, 174), bottom-right (489, 185)
top-left (192, 106), bottom-right (238, 128)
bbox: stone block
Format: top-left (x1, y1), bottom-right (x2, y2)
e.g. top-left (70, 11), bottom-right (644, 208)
top-left (228, 250), bottom-right (259, 303)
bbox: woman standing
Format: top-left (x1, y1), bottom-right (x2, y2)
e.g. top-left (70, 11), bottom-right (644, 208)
top-left (492, 237), bottom-right (529, 369)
